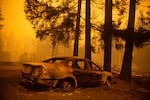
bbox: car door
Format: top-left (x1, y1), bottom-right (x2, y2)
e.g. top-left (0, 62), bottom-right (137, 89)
top-left (85, 61), bottom-right (102, 85)
top-left (72, 60), bottom-right (98, 86)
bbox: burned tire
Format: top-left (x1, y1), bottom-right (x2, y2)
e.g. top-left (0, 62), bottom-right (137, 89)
top-left (105, 76), bottom-right (112, 86)
top-left (57, 78), bottom-right (75, 92)
top-left (61, 81), bottom-right (72, 92)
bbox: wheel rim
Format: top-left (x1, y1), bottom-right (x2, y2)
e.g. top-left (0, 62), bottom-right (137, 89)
top-left (61, 81), bottom-right (72, 92)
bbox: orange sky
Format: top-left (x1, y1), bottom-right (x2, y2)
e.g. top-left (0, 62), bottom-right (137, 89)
top-left (0, 0), bottom-right (37, 61)
top-left (0, 0), bottom-right (150, 72)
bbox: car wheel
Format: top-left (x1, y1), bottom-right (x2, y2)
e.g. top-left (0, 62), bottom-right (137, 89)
top-left (105, 77), bottom-right (112, 86)
top-left (60, 80), bottom-right (75, 92)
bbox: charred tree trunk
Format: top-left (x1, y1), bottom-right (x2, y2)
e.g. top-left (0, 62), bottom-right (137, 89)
top-left (104, 0), bottom-right (112, 72)
top-left (120, 37), bottom-right (134, 81)
top-left (73, 0), bottom-right (82, 56)
top-left (120, 0), bottom-right (136, 81)
top-left (85, 0), bottom-right (91, 60)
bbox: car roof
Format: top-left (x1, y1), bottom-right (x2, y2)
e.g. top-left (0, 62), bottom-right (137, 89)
top-left (43, 56), bottom-right (91, 62)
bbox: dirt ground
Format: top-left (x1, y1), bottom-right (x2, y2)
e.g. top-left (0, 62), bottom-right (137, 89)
top-left (0, 63), bottom-right (150, 100)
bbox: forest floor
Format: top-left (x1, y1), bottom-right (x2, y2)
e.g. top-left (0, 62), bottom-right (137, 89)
top-left (0, 62), bottom-right (150, 100)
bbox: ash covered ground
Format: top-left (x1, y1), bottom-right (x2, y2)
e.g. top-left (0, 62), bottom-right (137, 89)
top-left (0, 62), bottom-right (150, 100)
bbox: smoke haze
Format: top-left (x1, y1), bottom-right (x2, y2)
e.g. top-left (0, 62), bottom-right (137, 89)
top-left (0, 0), bottom-right (150, 72)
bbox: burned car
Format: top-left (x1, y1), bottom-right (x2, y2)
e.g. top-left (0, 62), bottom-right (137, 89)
top-left (21, 56), bottom-right (112, 91)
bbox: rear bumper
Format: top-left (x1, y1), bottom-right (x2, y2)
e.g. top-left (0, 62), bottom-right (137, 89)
top-left (20, 76), bottom-right (54, 87)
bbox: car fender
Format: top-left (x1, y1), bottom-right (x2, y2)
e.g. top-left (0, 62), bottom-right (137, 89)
top-left (53, 74), bottom-right (78, 88)
top-left (96, 71), bottom-right (112, 83)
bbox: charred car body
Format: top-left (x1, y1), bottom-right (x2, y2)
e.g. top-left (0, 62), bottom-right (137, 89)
top-left (21, 56), bottom-right (112, 91)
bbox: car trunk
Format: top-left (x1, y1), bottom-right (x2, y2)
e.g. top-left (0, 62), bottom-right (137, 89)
top-left (22, 64), bottom-right (42, 79)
